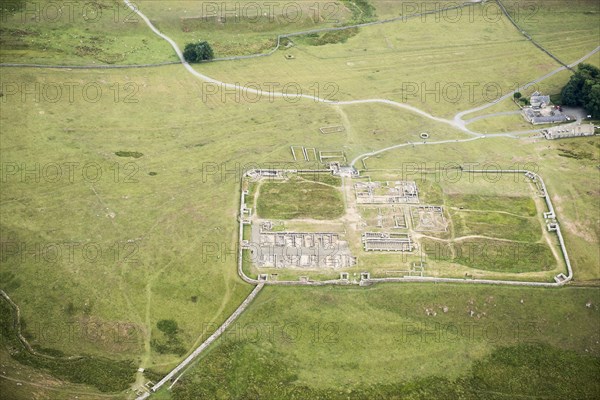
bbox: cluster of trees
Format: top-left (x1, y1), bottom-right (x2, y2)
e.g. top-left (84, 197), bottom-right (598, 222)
top-left (183, 41), bottom-right (214, 63)
top-left (513, 91), bottom-right (529, 106)
top-left (561, 63), bottom-right (600, 118)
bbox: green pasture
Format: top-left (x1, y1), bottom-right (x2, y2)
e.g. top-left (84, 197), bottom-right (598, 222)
top-left (256, 177), bottom-right (344, 220)
top-left (169, 284), bottom-right (600, 399)
top-left (1, 0), bottom-right (598, 398)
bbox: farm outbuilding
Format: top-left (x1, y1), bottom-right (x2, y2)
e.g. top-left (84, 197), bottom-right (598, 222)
top-left (530, 91), bottom-right (551, 108)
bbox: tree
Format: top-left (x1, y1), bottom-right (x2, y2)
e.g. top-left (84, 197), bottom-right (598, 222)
top-left (561, 63), bottom-right (600, 118)
top-left (585, 83), bottom-right (600, 118)
top-left (183, 41), bottom-right (214, 63)
top-left (513, 92), bottom-right (522, 99)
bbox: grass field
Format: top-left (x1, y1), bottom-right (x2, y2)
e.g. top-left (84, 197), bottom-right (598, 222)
top-left (1, 0), bottom-right (599, 398)
top-left (298, 172), bottom-right (342, 186)
top-left (0, 0), bottom-right (176, 64)
top-left (452, 211), bottom-right (541, 242)
top-left (167, 284), bottom-right (600, 399)
top-left (467, 113), bottom-right (538, 133)
top-left (502, 0), bottom-right (600, 64)
top-left (194, 3), bottom-right (566, 118)
top-left (421, 238), bottom-right (556, 273)
top-left (255, 177), bottom-right (344, 219)
top-left (0, 0), bottom-right (356, 64)
top-left (446, 194), bottom-right (537, 216)
top-left (0, 64), bottom-right (475, 396)
top-left (2, 67), bottom-right (598, 396)
top-left (118, 0), bottom-right (357, 57)
top-left (0, 65), bottom-right (359, 394)
top-left (443, 174), bottom-right (544, 246)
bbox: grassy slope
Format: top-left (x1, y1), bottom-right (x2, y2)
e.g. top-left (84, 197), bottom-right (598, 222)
top-left (125, 0), bottom-right (355, 57)
top-left (0, 299), bottom-right (135, 394)
top-left (1, 0), bottom-right (599, 397)
top-left (0, 0), bottom-right (355, 64)
top-left (0, 0), bottom-right (176, 64)
top-left (2, 67), bottom-right (597, 394)
top-left (0, 65), bottom-right (345, 390)
top-left (502, 0), bottom-right (600, 64)
top-left (0, 346), bottom-right (125, 400)
top-left (2, 67), bottom-right (597, 400)
top-left (192, 4), bottom-right (563, 118)
top-left (0, 64), bottom-right (470, 395)
top-left (170, 284), bottom-right (600, 398)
